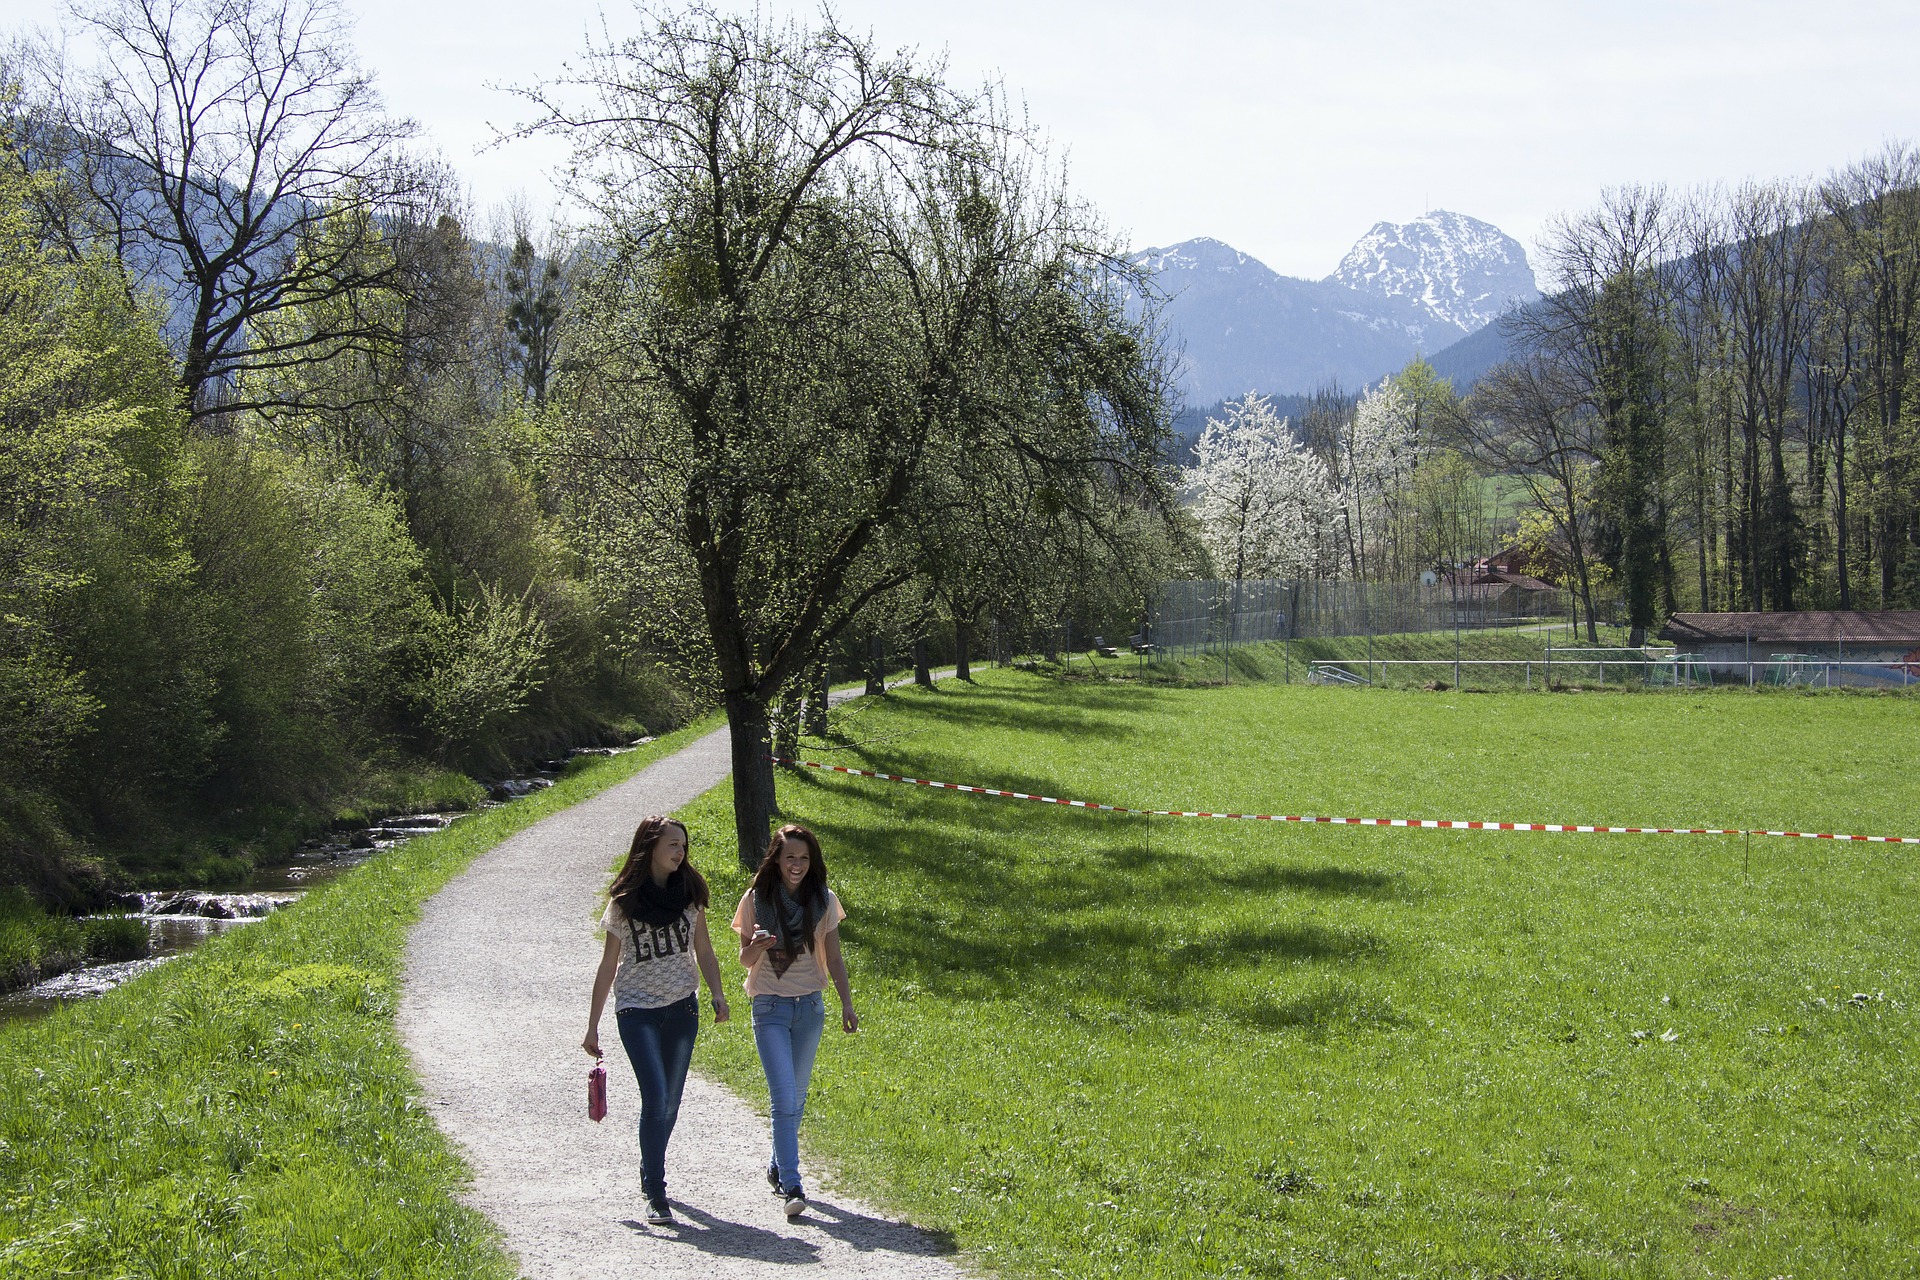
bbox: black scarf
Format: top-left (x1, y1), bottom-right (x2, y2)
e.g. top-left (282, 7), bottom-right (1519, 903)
top-left (626, 871), bottom-right (691, 928)
top-left (753, 882), bottom-right (819, 978)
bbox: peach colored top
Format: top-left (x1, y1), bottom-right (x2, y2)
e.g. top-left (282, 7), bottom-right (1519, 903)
top-left (731, 888), bottom-right (844, 998)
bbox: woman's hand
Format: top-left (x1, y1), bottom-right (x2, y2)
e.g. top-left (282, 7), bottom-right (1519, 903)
top-left (740, 927), bottom-right (779, 966)
top-left (712, 997), bottom-right (731, 1024)
top-left (582, 1029), bottom-right (601, 1056)
top-left (822, 929), bottom-right (856, 1033)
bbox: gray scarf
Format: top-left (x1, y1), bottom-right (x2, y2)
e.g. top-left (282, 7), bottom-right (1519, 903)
top-left (753, 882), bottom-right (819, 978)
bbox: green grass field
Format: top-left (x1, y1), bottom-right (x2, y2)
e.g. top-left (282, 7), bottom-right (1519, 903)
top-left (0, 716), bottom-right (724, 1280)
top-left (684, 671), bottom-right (1920, 1278)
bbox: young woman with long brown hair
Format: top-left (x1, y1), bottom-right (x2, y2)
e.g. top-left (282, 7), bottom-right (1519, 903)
top-left (585, 815), bottom-right (729, 1226)
top-left (731, 823), bottom-right (858, 1219)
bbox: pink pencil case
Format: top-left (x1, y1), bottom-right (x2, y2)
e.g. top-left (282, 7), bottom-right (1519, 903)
top-left (588, 1057), bottom-right (608, 1122)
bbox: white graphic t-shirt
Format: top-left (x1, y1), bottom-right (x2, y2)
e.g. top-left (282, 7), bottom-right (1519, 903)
top-left (601, 898), bottom-right (701, 1010)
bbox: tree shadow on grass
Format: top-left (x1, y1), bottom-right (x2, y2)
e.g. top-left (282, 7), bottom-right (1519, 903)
top-left (864, 673), bottom-right (1187, 734)
top-left (844, 689), bottom-right (1140, 744)
top-left (785, 751), bottom-right (1216, 853)
top-left (788, 773), bottom-right (1180, 903)
top-left (849, 897), bottom-right (1388, 1025)
top-left (1238, 984), bottom-right (1407, 1035)
top-left (774, 754), bottom-right (1409, 1031)
top-left (926, 677), bottom-right (1174, 712)
top-left (786, 766), bottom-right (1405, 910)
top-left (1167, 920), bottom-right (1384, 967)
top-left (1211, 863), bottom-right (1415, 901)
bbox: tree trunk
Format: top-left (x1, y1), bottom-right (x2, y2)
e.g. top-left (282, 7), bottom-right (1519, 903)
top-left (954, 619), bottom-right (972, 681)
top-left (913, 638), bottom-right (932, 686)
top-left (1574, 555), bottom-right (1600, 645)
top-left (773, 683), bottom-right (801, 763)
top-left (1836, 424), bottom-right (1852, 609)
top-left (865, 635), bottom-right (885, 697)
top-left (805, 661), bottom-right (830, 735)
top-left (726, 691), bottom-right (776, 871)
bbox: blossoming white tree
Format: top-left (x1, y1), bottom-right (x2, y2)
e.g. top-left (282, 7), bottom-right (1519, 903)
top-left (1334, 376), bottom-right (1424, 578)
top-left (1186, 393), bottom-right (1338, 582)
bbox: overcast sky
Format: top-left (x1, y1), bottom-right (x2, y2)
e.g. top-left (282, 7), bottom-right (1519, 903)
top-left (13, 0), bottom-right (1920, 279)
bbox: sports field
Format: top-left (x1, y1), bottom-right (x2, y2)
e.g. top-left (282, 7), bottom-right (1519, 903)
top-left (684, 672), bottom-right (1920, 1277)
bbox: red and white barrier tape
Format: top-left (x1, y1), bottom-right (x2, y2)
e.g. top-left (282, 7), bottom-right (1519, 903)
top-left (769, 756), bottom-right (1920, 845)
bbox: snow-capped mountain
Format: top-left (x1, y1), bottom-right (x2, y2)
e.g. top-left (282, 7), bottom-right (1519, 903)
top-left (1133, 212), bottom-right (1537, 406)
top-left (1329, 210), bottom-right (1538, 338)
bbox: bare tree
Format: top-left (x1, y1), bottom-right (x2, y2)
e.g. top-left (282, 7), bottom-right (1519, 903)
top-left (1668, 187), bottom-right (1736, 610)
top-left (1723, 179), bottom-right (1818, 610)
top-left (22, 0), bottom-right (429, 418)
top-left (1804, 221), bottom-right (1866, 608)
top-left (1820, 143), bottom-right (1920, 606)
top-left (1520, 186), bottom-right (1677, 645)
top-left (1461, 356), bottom-right (1605, 640)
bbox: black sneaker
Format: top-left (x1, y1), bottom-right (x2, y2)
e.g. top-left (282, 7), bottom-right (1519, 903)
top-left (782, 1187), bottom-right (807, 1219)
top-left (766, 1163), bottom-right (782, 1195)
top-left (645, 1198), bottom-right (673, 1226)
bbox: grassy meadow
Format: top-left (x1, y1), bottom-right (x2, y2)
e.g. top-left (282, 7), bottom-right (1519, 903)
top-left (0, 716), bottom-right (723, 1280)
top-left (684, 670), bottom-right (1920, 1278)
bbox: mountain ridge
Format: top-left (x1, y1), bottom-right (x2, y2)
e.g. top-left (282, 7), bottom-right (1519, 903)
top-left (1135, 211), bottom-right (1537, 404)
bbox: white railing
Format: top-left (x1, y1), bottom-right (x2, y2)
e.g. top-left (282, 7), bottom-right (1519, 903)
top-left (1298, 652), bottom-right (1918, 690)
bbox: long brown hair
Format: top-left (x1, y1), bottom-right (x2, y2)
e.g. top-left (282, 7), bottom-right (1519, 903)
top-left (607, 816), bottom-right (708, 910)
top-left (750, 823), bottom-right (827, 950)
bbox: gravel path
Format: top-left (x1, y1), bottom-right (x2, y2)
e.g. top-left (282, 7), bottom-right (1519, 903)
top-left (398, 698), bottom-right (965, 1278)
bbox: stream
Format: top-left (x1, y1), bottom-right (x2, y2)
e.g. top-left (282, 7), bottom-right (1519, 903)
top-left (2, 740), bottom-right (648, 1024)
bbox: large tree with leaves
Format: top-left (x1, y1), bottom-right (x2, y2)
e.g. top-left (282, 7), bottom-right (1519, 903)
top-left (525, 6), bottom-right (1169, 865)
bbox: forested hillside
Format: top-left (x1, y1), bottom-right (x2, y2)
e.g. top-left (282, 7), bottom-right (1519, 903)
top-left (0, 149), bottom-right (680, 905)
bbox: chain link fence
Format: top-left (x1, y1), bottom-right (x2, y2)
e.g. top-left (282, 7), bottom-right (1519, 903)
top-left (1144, 578), bottom-right (1592, 660)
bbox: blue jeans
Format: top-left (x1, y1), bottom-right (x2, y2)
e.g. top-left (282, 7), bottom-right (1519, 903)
top-left (616, 994), bottom-right (699, 1202)
top-left (751, 991), bottom-right (825, 1193)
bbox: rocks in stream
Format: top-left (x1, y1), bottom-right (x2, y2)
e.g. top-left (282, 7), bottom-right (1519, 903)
top-left (478, 736), bottom-right (652, 803)
top-left (9, 740), bottom-right (637, 1013)
top-left (488, 777), bottom-right (554, 803)
top-left (140, 891), bottom-right (297, 919)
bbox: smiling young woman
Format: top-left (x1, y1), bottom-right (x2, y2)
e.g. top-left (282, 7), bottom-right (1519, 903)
top-left (584, 815), bottom-right (730, 1226)
top-left (732, 823), bottom-right (858, 1219)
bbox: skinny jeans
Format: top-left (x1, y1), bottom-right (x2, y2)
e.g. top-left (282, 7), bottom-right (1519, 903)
top-left (751, 990), bottom-right (825, 1192)
top-left (615, 993), bottom-right (699, 1203)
